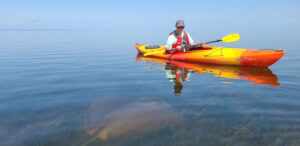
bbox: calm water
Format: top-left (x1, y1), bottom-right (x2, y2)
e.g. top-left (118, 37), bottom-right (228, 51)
top-left (0, 30), bottom-right (300, 146)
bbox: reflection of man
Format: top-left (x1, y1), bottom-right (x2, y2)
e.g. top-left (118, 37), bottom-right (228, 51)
top-left (174, 82), bottom-right (183, 96)
top-left (165, 63), bottom-right (192, 96)
top-left (165, 68), bottom-right (191, 82)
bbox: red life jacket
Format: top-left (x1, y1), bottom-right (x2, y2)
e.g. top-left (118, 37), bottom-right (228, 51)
top-left (171, 31), bottom-right (190, 50)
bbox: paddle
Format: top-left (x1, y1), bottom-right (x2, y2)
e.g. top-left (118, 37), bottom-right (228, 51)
top-left (143, 33), bottom-right (240, 56)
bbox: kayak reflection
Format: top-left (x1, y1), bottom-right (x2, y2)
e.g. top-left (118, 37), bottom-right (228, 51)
top-left (84, 97), bottom-right (181, 144)
top-left (136, 55), bottom-right (280, 91)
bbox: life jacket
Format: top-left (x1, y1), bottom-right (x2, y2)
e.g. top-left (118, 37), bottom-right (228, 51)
top-left (170, 31), bottom-right (190, 50)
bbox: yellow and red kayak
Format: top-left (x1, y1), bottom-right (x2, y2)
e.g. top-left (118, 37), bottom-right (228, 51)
top-left (135, 44), bottom-right (285, 67)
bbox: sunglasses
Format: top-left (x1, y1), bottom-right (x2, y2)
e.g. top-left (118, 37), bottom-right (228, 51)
top-left (177, 26), bottom-right (184, 29)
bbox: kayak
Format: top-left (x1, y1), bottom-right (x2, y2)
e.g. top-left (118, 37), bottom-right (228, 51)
top-left (135, 44), bottom-right (285, 67)
top-left (136, 55), bottom-right (280, 86)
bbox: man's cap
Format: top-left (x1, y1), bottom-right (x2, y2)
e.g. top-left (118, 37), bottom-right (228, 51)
top-left (176, 19), bottom-right (185, 27)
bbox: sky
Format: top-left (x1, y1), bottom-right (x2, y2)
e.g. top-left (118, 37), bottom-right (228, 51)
top-left (0, 0), bottom-right (299, 30)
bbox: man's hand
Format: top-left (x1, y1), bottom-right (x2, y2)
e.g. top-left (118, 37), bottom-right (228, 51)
top-left (176, 46), bottom-right (182, 50)
top-left (165, 47), bottom-right (172, 50)
top-left (200, 42), bottom-right (206, 46)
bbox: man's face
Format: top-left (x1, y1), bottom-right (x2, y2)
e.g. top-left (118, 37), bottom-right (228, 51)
top-left (176, 26), bottom-right (184, 34)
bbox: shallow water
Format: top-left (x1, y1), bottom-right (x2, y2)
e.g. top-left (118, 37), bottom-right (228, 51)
top-left (0, 30), bottom-right (300, 146)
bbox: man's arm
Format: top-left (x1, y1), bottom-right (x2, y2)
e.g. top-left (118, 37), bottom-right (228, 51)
top-left (166, 35), bottom-right (176, 50)
top-left (187, 32), bottom-right (205, 46)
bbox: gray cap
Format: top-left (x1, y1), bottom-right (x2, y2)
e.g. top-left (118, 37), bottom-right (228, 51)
top-left (175, 19), bottom-right (185, 27)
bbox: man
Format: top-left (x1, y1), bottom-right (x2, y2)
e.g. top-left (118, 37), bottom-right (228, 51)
top-left (166, 19), bottom-right (205, 52)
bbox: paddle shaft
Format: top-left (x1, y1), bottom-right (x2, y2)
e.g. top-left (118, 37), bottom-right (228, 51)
top-left (205, 39), bottom-right (222, 44)
top-left (145, 40), bottom-right (220, 56)
top-left (189, 40), bottom-right (221, 48)
top-left (144, 33), bottom-right (239, 56)
top-left (166, 39), bottom-right (222, 52)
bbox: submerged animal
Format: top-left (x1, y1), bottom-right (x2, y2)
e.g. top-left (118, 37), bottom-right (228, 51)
top-left (84, 97), bottom-right (182, 143)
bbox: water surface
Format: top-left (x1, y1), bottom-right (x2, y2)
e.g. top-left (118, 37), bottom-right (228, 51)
top-left (0, 30), bottom-right (299, 146)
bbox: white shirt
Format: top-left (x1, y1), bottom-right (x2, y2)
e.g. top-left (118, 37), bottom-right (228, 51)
top-left (166, 31), bottom-right (194, 48)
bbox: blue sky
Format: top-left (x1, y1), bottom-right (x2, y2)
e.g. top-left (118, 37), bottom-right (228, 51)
top-left (0, 0), bottom-right (299, 30)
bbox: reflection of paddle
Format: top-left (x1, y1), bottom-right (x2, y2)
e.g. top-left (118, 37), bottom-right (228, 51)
top-left (144, 33), bottom-right (240, 56)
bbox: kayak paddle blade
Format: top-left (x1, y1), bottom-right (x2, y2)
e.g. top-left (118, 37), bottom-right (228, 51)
top-left (221, 34), bottom-right (240, 42)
